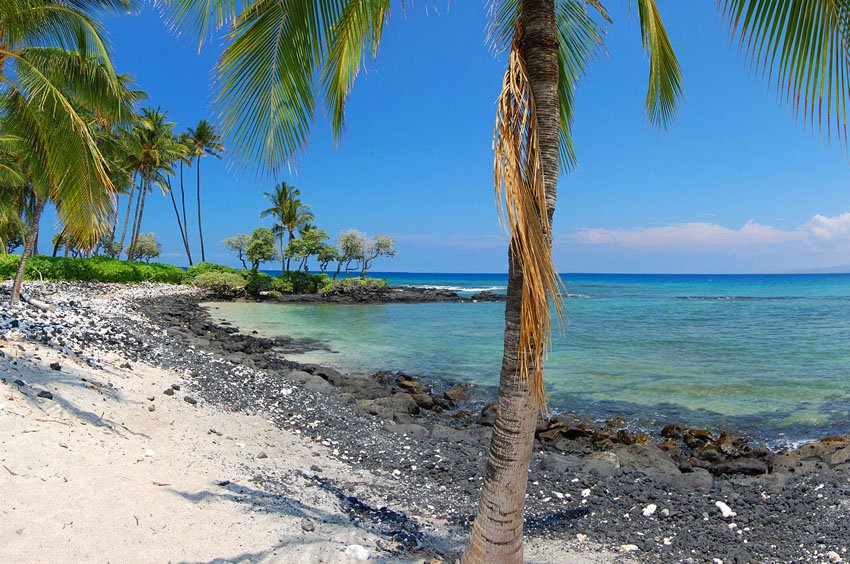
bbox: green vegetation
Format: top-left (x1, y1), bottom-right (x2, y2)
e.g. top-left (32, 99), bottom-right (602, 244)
top-left (0, 256), bottom-right (186, 284)
top-left (186, 262), bottom-right (246, 280)
top-left (318, 277), bottom-right (387, 296)
top-left (190, 271), bottom-right (246, 297)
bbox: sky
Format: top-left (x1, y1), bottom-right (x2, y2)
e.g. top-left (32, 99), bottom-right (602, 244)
top-left (39, 2), bottom-right (850, 273)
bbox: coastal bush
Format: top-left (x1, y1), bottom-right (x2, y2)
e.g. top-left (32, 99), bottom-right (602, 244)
top-left (270, 276), bottom-right (293, 294)
top-left (318, 277), bottom-right (387, 296)
top-left (0, 255), bottom-right (187, 284)
top-left (281, 271), bottom-right (328, 293)
top-left (191, 271), bottom-right (246, 297)
top-left (186, 262), bottom-right (247, 281)
top-left (245, 272), bottom-right (273, 296)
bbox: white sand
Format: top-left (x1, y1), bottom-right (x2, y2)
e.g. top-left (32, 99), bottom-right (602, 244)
top-left (0, 286), bottom-right (622, 563)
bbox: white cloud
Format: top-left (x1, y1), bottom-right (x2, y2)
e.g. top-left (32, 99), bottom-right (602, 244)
top-left (805, 212), bottom-right (850, 241)
top-left (572, 220), bottom-right (807, 251)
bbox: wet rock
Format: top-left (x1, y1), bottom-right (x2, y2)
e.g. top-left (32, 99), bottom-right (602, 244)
top-left (661, 424), bottom-right (683, 439)
top-left (409, 393), bottom-right (435, 410)
top-left (443, 383), bottom-right (471, 402)
top-left (479, 403), bottom-right (497, 427)
top-left (684, 428), bottom-right (713, 448)
top-left (398, 380), bottom-right (427, 395)
top-left (13, 379), bottom-right (25, 387)
top-left (286, 370), bottom-right (334, 394)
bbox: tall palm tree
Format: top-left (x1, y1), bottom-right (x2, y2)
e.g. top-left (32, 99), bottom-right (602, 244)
top-left (186, 120), bottom-right (224, 262)
top-left (161, 0), bottom-right (850, 560)
top-left (1, 0), bottom-right (132, 303)
top-left (123, 107), bottom-right (183, 261)
top-left (259, 181), bottom-right (314, 273)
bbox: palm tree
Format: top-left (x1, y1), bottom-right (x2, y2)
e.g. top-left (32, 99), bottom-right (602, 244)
top-left (123, 107), bottom-right (183, 261)
top-left (1, 0), bottom-right (131, 303)
top-left (186, 120), bottom-right (224, 262)
top-left (259, 182), bottom-right (314, 273)
top-left (162, 0), bottom-right (850, 560)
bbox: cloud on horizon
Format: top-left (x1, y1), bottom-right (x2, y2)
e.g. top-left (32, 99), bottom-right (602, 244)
top-left (570, 212), bottom-right (850, 255)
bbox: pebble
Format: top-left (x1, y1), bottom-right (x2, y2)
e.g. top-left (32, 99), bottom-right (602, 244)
top-left (144, 449), bottom-right (155, 458)
top-left (148, 404), bottom-right (155, 412)
top-left (49, 362), bottom-right (61, 371)
top-left (163, 388), bottom-right (174, 396)
top-left (183, 395), bottom-right (197, 405)
top-left (619, 544), bottom-right (640, 553)
top-left (715, 501), bottom-right (737, 518)
top-left (828, 551), bottom-right (842, 563)
top-left (642, 503), bottom-right (657, 517)
top-left (257, 451), bottom-right (268, 459)
top-left (300, 518), bottom-right (315, 532)
top-left (344, 544), bottom-right (370, 560)
top-left (36, 390), bottom-right (53, 400)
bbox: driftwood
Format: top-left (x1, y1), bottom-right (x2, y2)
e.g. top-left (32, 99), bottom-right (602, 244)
top-left (19, 291), bottom-right (56, 312)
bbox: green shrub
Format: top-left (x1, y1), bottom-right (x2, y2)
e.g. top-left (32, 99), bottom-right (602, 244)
top-left (270, 276), bottom-right (294, 294)
top-left (265, 290), bottom-right (283, 299)
top-left (0, 255), bottom-right (187, 284)
top-left (191, 271), bottom-right (247, 297)
top-left (245, 272), bottom-right (273, 296)
top-left (318, 277), bottom-right (388, 296)
top-left (186, 262), bottom-right (247, 281)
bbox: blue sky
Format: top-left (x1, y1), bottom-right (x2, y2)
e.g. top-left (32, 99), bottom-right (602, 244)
top-left (41, 2), bottom-right (850, 273)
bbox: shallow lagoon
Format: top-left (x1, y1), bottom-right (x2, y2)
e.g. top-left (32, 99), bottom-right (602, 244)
top-left (208, 273), bottom-right (850, 444)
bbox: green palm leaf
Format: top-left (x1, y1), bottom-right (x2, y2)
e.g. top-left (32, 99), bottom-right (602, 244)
top-left (637, 0), bottom-right (683, 129)
top-left (721, 0), bottom-right (850, 140)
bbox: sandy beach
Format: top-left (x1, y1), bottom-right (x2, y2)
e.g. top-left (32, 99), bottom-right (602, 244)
top-left (0, 282), bottom-right (617, 563)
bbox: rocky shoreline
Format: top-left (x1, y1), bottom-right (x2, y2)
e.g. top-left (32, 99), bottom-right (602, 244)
top-left (258, 284), bottom-right (506, 304)
top-left (2, 282), bottom-right (849, 562)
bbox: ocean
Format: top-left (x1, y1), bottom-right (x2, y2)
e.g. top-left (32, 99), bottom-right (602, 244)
top-left (206, 272), bottom-right (850, 445)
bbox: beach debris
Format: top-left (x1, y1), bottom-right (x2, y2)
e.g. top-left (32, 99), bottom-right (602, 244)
top-left (300, 518), bottom-right (315, 532)
top-left (642, 503), bottom-right (657, 517)
top-left (344, 544), bottom-right (370, 560)
top-left (581, 488), bottom-right (591, 498)
top-left (576, 533), bottom-right (588, 543)
top-left (144, 449), bottom-right (155, 458)
top-left (36, 390), bottom-right (53, 400)
top-left (715, 500), bottom-right (736, 518)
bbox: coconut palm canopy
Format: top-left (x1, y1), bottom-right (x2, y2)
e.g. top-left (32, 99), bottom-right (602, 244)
top-left (0, 0), bottom-right (136, 244)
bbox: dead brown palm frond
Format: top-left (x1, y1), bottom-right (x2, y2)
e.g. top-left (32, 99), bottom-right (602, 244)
top-left (493, 26), bottom-right (566, 411)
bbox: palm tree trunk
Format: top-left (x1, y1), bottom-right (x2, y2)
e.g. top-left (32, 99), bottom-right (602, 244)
top-left (286, 229), bottom-right (295, 272)
top-left (278, 233), bottom-right (288, 276)
top-left (168, 179), bottom-right (193, 266)
top-left (118, 183), bottom-right (136, 258)
top-left (196, 158), bottom-right (205, 262)
top-left (180, 161), bottom-right (189, 245)
top-left (10, 196), bottom-right (45, 304)
top-left (129, 181), bottom-right (148, 261)
top-left (463, 1), bottom-right (560, 562)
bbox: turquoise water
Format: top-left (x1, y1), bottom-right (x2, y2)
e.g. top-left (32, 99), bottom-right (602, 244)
top-left (207, 273), bottom-right (850, 444)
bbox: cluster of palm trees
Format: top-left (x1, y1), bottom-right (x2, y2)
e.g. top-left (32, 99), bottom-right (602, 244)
top-left (260, 181), bottom-right (315, 273)
top-left (109, 110), bottom-right (224, 266)
top-left (0, 0), bottom-right (223, 303)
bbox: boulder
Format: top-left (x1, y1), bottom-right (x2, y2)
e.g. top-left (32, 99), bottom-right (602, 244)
top-left (661, 424), bottom-right (683, 439)
top-left (398, 380), bottom-right (427, 395)
top-left (479, 403), bottom-right (497, 427)
top-left (429, 424), bottom-right (477, 445)
top-left (285, 370), bottom-right (334, 394)
top-left (669, 468), bottom-right (713, 493)
top-left (444, 383), bottom-right (472, 402)
top-left (539, 452), bottom-right (583, 475)
top-left (709, 458), bottom-right (768, 476)
top-left (410, 393), bottom-right (435, 410)
top-left (355, 393), bottom-right (419, 418)
top-left (582, 451), bottom-right (620, 477)
top-left (612, 444), bottom-right (679, 484)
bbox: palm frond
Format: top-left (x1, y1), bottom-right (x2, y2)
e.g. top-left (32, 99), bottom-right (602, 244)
top-left (493, 27), bottom-right (566, 409)
top-left (720, 0), bottom-right (850, 141)
top-left (637, 0), bottom-right (683, 129)
top-left (322, 0), bottom-right (391, 138)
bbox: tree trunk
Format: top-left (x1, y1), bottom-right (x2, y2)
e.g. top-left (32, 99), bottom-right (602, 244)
top-left (333, 261), bottom-right (341, 279)
top-left (463, 1), bottom-right (560, 562)
top-left (168, 179), bottom-right (193, 266)
top-left (197, 158), bottom-right (205, 262)
top-left (280, 235), bottom-right (285, 275)
top-left (129, 181), bottom-right (148, 261)
top-left (180, 161), bottom-right (189, 251)
top-left (118, 183), bottom-right (136, 258)
top-left (285, 229), bottom-right (294, 272)
top-left (11, 196), bottom-right (45, 304)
